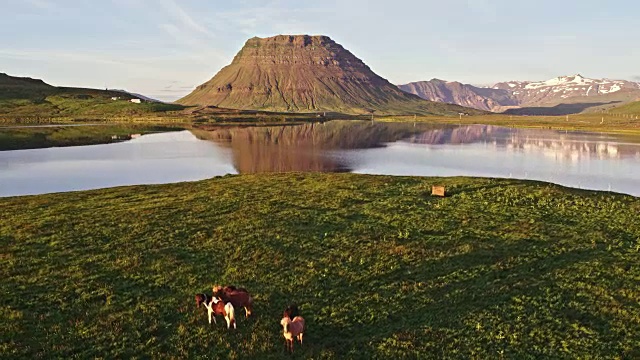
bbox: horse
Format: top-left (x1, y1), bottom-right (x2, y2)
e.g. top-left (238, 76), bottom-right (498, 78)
top-left (212, 285), bottom-right (254, 318)
top-left (281, 315), bottom-right (305, 353)
top-left (283, 304), bottom-right (299, 320)
top-left (194, 293), bottom-right (236, 329)
top-left (212, 297), bottom-right (236, 329)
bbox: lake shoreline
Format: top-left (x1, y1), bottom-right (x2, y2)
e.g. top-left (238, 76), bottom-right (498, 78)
top-left (1, 122), bottom-right (638, 198)
top-left (1, 111), bottom-right (640, 151)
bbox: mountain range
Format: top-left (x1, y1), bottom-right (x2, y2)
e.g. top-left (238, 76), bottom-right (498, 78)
top-left (399, 75), bottom-right (640, 115)
top-left (177, 35), bottom-right (480, 116)
top-left (3, 34), bottom-right (640, 118)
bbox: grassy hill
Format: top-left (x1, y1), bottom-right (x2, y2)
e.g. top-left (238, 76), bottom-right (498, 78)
top-left (610, 100), bottom-right (640, 115)
top-left (2, 174), bottom-right (638, 359)
top-left (0, 73), bottom-right (184, 121)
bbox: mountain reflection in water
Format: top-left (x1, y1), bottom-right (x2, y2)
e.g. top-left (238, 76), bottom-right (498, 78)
top-left (193, 121), bottom-right (640, 196)
top-left (192, 121), bottom-right (443, 173)
top-left (195, 121), bottom-right (640, 173)
top-left (1, 122), bottom-right (638, 197)
top-left (404, 125), bottom-right (639, 161)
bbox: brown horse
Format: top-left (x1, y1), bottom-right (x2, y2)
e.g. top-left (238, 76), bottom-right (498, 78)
top-left (281, 315), bottom-right (305, 353)
top-left (212, 285), bottom-right (254, 318)
top-left (283, 304), bottom-right (299, 320)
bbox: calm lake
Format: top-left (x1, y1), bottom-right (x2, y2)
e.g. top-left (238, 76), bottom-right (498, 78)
top-left (1, 121), bottom-right (639, 197)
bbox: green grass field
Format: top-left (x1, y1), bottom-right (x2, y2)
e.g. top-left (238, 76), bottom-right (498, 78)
top-left (2, 174), bottom-right (639, 359)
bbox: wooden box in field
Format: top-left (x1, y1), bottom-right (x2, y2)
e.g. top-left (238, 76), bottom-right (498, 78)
top-left (431, 185), bottom-right (446, 197)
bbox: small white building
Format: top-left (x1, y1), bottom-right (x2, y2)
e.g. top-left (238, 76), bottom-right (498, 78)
top-left (130, 99), bottom-right (142, 104)
top-left (111, 97), bottom-right (120, 101)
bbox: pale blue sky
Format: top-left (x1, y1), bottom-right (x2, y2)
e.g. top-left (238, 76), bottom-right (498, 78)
top-left (1, 0), bottom-right (638, 101)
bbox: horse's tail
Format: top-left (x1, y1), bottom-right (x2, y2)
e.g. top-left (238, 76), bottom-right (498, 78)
top-left (225, 302), bottom-right (236, 329)
top-left (246, 295), bottom-right (254, 316)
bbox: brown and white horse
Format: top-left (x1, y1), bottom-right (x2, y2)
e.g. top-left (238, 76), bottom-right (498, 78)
top-left (194, 293), bottom-right (236, 329)
top-left (212, 285), bottom-right (254, 318)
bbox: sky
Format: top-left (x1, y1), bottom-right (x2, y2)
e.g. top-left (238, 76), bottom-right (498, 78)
top-left (1, 0), bottom-right (639, 102)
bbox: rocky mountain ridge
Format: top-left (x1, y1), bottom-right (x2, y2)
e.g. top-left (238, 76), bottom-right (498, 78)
top-left (399, 79), bottom-right (518, 112)
top-left (493, 74), bottom-right (640, 105)
top-left (400, 74), bottom-right (640, 114)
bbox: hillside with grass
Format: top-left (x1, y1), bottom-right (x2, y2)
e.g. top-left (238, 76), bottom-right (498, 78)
top-left (2, 174), bottom-right (638, 359)
top-left (610, 100), bottom-right (640, 115)
top-left (0, 73), bottom-right (184, 121)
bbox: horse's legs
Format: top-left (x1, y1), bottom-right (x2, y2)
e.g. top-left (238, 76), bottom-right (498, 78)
top-left (298, 333), bottom-right (303, 346)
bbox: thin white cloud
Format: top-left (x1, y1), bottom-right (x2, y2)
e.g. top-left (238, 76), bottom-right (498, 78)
top-left (158, 23), bottom-right (228, 65)
top-left (0, 49), bottom-right (127, 66)
top-left (465, 0), bottom-right (497, 21)
top-left (25, 0), bottom-right (54, 10)
top-left (209, 5), bottom-right (334, 37)
top-left (158, 0), bottom-right (216, 39)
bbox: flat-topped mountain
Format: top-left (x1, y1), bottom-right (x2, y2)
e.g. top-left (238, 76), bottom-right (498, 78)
top-left (400, 74), bottom-right (640, 114)
top-left (178, 35), bottom-right (479, 115)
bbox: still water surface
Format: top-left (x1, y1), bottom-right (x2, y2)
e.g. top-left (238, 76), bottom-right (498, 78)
top-left (0, 131), bottom-right (236, 197)
top-left (1, 122), bottom-right (639, 197)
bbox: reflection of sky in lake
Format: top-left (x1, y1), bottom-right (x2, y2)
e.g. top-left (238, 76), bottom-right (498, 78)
top-left (0, 131), bottom-right (236, 197)
top-left (341, 141), bottom-right (639, 196)
top-left (1, 123), bottom-right (639, 197)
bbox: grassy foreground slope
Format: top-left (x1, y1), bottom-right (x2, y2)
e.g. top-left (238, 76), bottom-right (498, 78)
top-left (1, 174), bottom-right (639, 359)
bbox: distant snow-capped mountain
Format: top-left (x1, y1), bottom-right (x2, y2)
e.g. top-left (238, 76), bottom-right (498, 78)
top-left (399, 74), bottom-right (640, 114)
top-left (492, 74), bottom-right (640, 105)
